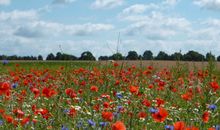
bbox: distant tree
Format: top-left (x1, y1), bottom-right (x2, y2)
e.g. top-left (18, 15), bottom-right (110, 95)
top-left (206, 52), bottom-right (215, 61)
top-left (143, 50), bottom-right (153, 60)
top-left (155, 51), bottom-right (169, 60)
top-left (79, 51), bottom-right (96, 61)
top-left (46, 53), bottom-right (55, 60)
top-left (8, 55), bottom-right (18, 60)
top-left (109, 53), bottom-right (124, 60)
top-left (183, 51), bottom-right (205, 61)
top-left (98, 56), bottom-right (109, 61)
top-left (170, 52), bottom-right (183, 61)
top-left (126, 51), bottom-right (138, 60)
top-left (55, 52), bottom-right (62, 60)
top-left (217, 56), bottom-right (220, 61)
top-left (38, 55), bottom-right (43, 60)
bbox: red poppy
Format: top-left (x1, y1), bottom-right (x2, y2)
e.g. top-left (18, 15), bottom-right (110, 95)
top-left (137, 112), bottom-right (147, 119)
top-left (112, 121), bottom-right (126, 130)
top-left (68, 108), bottom-right (77, 117)
top-left (0, 82), bottom-right (11, 95)
top-left (202, 111), bottom-right (209, 123)
top-left (42, 87), bottom-right (57, 98)
top-left (152, 107), bottom-right (168, 122)
top-left (31, 88), bottom-right (40, 98)
top-left (21, 117), bottom-right (30, 126)
top-left (13, 109), bottom-right (24, 118)
top-left (102, 111), bottom-right (114, 121)
top-left (181, 92), bottom-right (192, 101)
top-left (65, 88), bottom-right (77, 98)
top-left (156, 98), bottom-right (165, 107)
top-left (210, 81), bottom-right (219, 91)
top-left (90, 85), bottom-right (98, 92)
top-left (103, 102), bottom-right (110, 108)
top-left (3, 114), bottom-right (13, 123)
top-left (129, 86), bottom-right (139, 94)
top-left (174, 121), bottom-right (185, 130)
top-left (142, 99), bottom-right (151, 107)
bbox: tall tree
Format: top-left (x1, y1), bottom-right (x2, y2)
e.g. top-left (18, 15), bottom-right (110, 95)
top-left (143, 50), bottom-right (153, 60)
top-left (183, 51), bottom-right (205, 61)
top-left (79, 51), bottom-right (96, 61)
top-left (109, 53), bottom-right (124, 60)
top-left (126, 51), bottom-right (138, 60)
top-left (155, 51), bottom-right (169, 60)
top-left (46, 53), bottom-right (55, 60)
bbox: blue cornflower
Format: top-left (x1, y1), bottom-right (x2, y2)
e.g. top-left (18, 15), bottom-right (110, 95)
top-left (116, 93), bottom-right (123, 99)
top-left (117, 106), bottom-right (123, 111)
top-left (149, 107), bottom-right (158, 114)
top-left (0, 120), bottom-right (3, 125)
top-left (215, 125), bottom-right (220, 130)
top-left (165, 125), bottom-right (174, 130)
top-left (99, 122), bottom-right (108, 127)
top-left (61, 125), bottom-right (69, 130)
top-left (2, 60), bottom-right (8, 65)
top-left (11, 83), bottom-right (18, 89)
top-left (209, 104), bottom-right (217, 111)
top-left (63, 109), bottom-right (70, 113)
top-left (88, 120), bottom-right (95, 126)
top-left (77, 121), bottom-right (82, 128)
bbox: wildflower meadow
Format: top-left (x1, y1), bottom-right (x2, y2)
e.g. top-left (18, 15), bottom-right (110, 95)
top-left (0, 61), bottom-right (219, 130)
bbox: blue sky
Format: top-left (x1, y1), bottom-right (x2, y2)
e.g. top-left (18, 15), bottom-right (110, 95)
top-left (1, 0), bottom-right (220, 58)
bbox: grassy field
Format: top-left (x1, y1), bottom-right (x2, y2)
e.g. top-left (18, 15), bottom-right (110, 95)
top-left (0, 61), bottom-right (219, 130)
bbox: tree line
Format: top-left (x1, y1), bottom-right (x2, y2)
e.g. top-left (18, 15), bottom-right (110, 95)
top-left (1, 50), bottom-right (220, 61)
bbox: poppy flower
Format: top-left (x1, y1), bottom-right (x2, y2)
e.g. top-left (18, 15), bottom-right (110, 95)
top-left (112, 121), bottom-right (126, 130)
top-left (90, 86), bottom-right (98, 92)
top-left (13, 109), bottom-right (24, 118)
top-left (68, 108), bottom-right (77, 117)
top-left (174, 121), bottom-right (185, 130)
top-left (21, 117), bottom-right (29, 126)
top-left (0, 82), bottom-right (11, 95)
top-left (202, 111), bottom-right (209, 123)
top-left (42, 87), bottom-right (57, 98)
top-left (210, 81), bottom-right (219, 91)
top-left (31, 88), bottom-right (40, 98)
top-left (151, 107), bottom-right (168, 122)
top-left (181, 92), bottom-right (192, 101)
top-left (137, 112), bottom-right (147, 119)
top-left (65, 88), bottom-right (77, 98)
top-left (142, 99), bottom-right (151, 107)
top-left (102, 111), bottom-right (114, 121)
top-left (129, 86), bottom-right (139, 94)
top-left (3, 114), bottom-right (13, 123)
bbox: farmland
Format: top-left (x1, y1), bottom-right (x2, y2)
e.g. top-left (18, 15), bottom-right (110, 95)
top-left (0, 61), bottom-right (219, 130)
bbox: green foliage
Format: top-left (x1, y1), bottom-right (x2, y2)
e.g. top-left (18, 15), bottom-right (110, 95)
top-left (142, 50), bottom-right (153, 60)
top-left (126, 51), bottom-right (138, 60)
top-left (79, 51), bottom-right (96, 61)
top-left (155, 51), bottom-right (169, 60)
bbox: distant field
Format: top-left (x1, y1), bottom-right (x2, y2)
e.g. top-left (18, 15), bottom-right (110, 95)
top-left (1, 60), bottom-right (220, 70)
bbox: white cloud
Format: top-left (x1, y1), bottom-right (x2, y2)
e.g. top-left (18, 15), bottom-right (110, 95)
top-left (0, 10), bottom-right (38, 21)
top-left (121, 12), bottom-right (191, 40)
top-left (91, 0), bottom-right (124, 9)
top-left (0, 10), bottom-right (114, 39)
top-left (52, 0), bottom-right (76, 4)
top-left (0, 0), bottom-right (10, 5)
top-left (120, 4), bottom-right (159, 15)
top-left (164, 0), bottom-right (178, 6)
top-left (194, 0), bottom-right (220, 10)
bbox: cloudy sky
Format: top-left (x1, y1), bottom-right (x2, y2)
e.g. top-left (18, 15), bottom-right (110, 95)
top-left (1, 0), bottom-right (220, 58)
